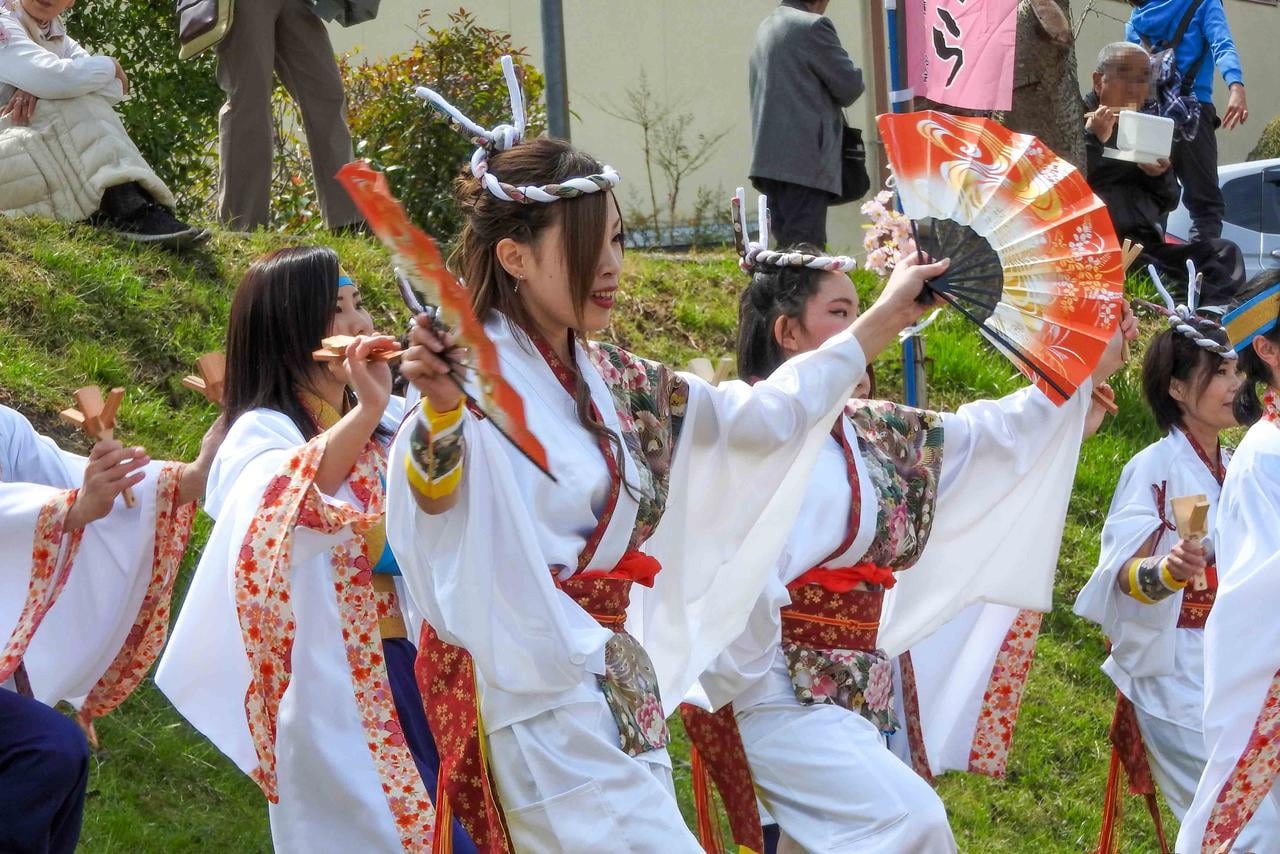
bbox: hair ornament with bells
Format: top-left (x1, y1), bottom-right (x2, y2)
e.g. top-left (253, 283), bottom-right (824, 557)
top-left (731, 188), bottom-right (857, 274)
top-left (1134, 260), bottom-right (1237, 359)
top-left (413, 55), bottom-right (620, 204)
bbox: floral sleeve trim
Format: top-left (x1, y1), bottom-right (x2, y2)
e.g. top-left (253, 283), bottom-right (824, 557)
top-left (968, 609), bottom-right (1043, 778)
top-left (1204, 669), bottom-right (1280, 852)
top-left (405, 401), bottom-right (465, 500)
top-left (78, 462), bottom-right (197, 727)
top-left (236, 435), bottom-right (437, 851)
top-left (0, 488), bottom-right (84, 683)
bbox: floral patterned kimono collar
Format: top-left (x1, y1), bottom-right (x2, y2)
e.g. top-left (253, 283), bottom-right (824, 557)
top-left (1265, 387), bottom-right (1279, 426)
top-left (233, 414), bottom-right (437, 851)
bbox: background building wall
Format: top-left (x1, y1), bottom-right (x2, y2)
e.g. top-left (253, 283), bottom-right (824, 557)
top-left (328, 1), bottom-right (1279, 255)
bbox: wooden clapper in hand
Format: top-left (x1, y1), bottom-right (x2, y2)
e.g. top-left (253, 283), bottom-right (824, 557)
top-left (59, 386), bottom-right (136, 508)
top-left (182, 352), bottom-right (226, 406)
top-left (1170, 494), bottom-right (1211, 591)
top-left (312, 335), bottom-right (403, 363)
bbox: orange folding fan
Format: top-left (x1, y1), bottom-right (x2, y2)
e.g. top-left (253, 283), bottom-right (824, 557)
top-left (877, 110), bottom-right (1125, 404)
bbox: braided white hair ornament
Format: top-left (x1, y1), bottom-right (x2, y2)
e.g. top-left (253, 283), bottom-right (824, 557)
top-left (1138, 261), bottom-right (1237, 359)
top-left (731, 188), bottom-right (857, 274)
top-left (414, 55), bottom-right (620, 204)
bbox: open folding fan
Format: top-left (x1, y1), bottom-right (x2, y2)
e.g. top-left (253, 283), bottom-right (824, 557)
top-left (876, 110), bottom-right (1126, 404)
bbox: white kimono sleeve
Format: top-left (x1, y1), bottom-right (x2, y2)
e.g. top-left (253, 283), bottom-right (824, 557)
top-left (1177, 423), bottom-right (1280, 852)
top-left (1073, 448), bottom-right (1181, 679)
top-left (387, 329), bottom-right (868, 715)
top-left (156, 406), bottom-right (385, 772)
top-left (880, 379), bottom-right (1091, 655)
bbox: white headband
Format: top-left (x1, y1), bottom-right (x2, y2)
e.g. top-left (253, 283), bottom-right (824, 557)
top-left (731, 188), bottom-right (857, 273)
top-left (414, 55), bottom-right (620, 204)
top-left (1145, 261), bottom-right (1236, 358)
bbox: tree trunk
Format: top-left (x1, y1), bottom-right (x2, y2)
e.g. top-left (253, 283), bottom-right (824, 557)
top-left (995, 0), bottom-right (1085, 168)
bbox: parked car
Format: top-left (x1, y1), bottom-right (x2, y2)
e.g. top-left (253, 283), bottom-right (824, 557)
top-left (1165, 157), bottom-right (1280, 282)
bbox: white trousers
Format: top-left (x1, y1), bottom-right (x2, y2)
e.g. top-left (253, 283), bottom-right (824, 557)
top-left (1136, 705), bottom-right (1280, 852)
top-left (736, 700), bottom-right (956, 853)
top-left (487, 699), bottom-right (701, 853)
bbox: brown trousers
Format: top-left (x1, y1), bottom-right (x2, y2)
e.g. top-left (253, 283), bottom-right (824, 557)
top-left (216, 0), bottom-right (361, 230)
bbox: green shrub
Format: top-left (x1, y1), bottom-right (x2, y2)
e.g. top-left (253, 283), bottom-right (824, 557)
top-left (271, 8), bottom-right (545, 237)
top-left (1249, 114), bottom-right (1280, 161)
top-left (67, 0), bottom-right (222, 218)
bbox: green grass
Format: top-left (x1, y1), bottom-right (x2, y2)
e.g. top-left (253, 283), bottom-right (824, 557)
top-left (0, 219), bottom-right (1172, 851)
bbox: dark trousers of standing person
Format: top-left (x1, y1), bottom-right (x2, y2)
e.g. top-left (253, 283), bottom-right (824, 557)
top-left (751, 177), bottom-right (835, 248)
top-left (1172, 102), bottom-right (1225, 242)
top-left (215, 0), bottom-right (362, 231)
top-left (0, 688), bottom-right (90, 854)
top-left (1144, 234), bottom-right (1246, 305)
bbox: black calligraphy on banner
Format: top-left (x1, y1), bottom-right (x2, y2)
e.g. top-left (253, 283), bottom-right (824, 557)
top-left (931, 0), bottom-right (969, 88)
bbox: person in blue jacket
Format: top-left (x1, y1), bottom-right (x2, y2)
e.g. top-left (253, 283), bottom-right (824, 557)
top-left (1126, 0), bottom-right (1248, 243)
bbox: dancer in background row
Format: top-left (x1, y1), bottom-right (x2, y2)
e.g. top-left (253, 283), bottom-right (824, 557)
top-left (682, 213), bottom-right (1128, 852)
top-left (1076, 269), bottom-right (1280, 851)
top-left (1, 402), bottom-right (218, 852)
top-left (1177, 270), bottom-right (1280, 853)
top-left (159, 248), bottom-right (473, 853)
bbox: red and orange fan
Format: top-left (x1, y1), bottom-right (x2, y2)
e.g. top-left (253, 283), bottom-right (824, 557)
top-left (877, 110), bottom-right (1126, 405)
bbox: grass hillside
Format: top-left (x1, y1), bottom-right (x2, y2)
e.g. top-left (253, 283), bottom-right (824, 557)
top-left (1, 217), bottom-right (1171, 851)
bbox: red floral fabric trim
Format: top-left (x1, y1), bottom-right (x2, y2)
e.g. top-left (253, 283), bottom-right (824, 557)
top-left (416, 623), bottom-right (513, 853)
top-left (1203, 670), bottom-right (1280, 853)
top-left (967, 609), bottom-right (1042, 778)
top-left (898, 650), bottom-right (935, 784)
top-left (0, 488), bottom-right (83, 682)
top-left (79, 463), bottom-right (197, 724)
top-left (234, 435), bottom-right (436, 850)
top-left (679, 702), bottom-right (764, 853)
top-left (1262, 388), bottom-right (1278, 426)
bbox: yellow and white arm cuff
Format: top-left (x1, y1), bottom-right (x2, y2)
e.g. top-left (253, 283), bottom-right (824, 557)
top-left (405, 399), bottom-right (466, 500)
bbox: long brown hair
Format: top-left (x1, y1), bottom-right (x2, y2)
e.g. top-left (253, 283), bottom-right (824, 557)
top-left (452, 137), bottom-right (632, 485)
top-left (224, 246), bottom-right (351, 440)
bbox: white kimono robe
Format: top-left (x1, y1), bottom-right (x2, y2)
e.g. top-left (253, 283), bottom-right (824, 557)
top-left (157, 400), bottom-right (433, 854)
top-left (0, 405), bottom-right (183, 710)
top-left (1177, 416), bottom-right (1280, 854)
top-left (1072, 430), bottom-right (1280, 851)
top-left (0, 8), bottom-right (175, 220)
top-left (386, 313), bottom-right (869, 851)
top-left (697, 383), bottom-right (1089, 853)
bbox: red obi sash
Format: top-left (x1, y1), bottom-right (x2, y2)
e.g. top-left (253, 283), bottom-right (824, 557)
top-left (415, 551), bottom-right (660, 853)
top-left (1176, 565), bottom-right (1217, 630)
top-left (555, 550), bottom-right (660, 632)
top-left (781, 567), bottom-right (890, 652)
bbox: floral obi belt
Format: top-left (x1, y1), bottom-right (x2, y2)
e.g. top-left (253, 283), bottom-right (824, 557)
top-left (780, 565), bottom-right (897, 734)
top-left (556, 551), bottom-right (670, 757)
top-left (1177, 565), bottom-right (1217, 630)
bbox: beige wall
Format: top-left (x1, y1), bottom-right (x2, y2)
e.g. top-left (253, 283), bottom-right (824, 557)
top-left (328, 1), bottom-right (1279, 255)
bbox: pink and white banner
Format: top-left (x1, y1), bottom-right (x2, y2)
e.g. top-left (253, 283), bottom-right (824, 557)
top-left (905, 0), bottom-right (1020, 112)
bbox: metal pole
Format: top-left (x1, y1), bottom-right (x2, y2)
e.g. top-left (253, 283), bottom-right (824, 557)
top-left (886, 0), bottom-right (926, 408)
top-left (540, 0), bottom-right (571, 140)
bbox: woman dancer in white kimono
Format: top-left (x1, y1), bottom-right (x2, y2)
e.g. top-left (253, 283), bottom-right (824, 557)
top-left (158, 248), bottom-right (472, 853)
top-left (1075, 272), bottom-right (1280, 852)
top-left (681, 213), bottom-right (1126, 853)
top-left (1177, 270), bottom-right (1280, 854)
top-left (1, 404), bottom-right (215, 851)
top-left (386, 81), bottom-right (946, 849)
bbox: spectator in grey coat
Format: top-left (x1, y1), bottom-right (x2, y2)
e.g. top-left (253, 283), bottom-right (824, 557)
top-left (749, 0), bottom-right (863, 248)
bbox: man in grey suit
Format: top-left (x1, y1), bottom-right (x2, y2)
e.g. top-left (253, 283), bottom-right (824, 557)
top-left (749, 0), bottom-right (863, 248)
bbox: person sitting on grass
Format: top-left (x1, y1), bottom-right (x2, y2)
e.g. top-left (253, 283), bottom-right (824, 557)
top-left (0, 0), bottom-right (206, 248)
top-left (1084, 41), bottom-right (1244, 305)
